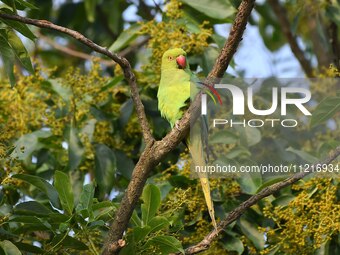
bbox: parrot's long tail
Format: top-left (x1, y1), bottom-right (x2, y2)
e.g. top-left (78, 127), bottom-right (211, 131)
top-left (188, 132), bottom-right (217, 230)
top-left (199, 177), bottom-right (217, 230)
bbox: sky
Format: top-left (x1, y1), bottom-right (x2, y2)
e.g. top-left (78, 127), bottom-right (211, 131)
top-left (0, 0), bottom-right (306, 79)
top-left (123, 0), bottom-right (306, 78)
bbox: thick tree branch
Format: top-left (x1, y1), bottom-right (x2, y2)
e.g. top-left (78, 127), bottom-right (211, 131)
top-left (209, 0), bottom-right (255, 79)
top-left (0, 2), bottom-right (256, 253)
top-left (183, 146), bottom-right (340, 254)
top-left (0, 11), bottom-right (154, 145)
top-left (102, 1), bottom-right (255, 254)
top-left (268, 0), bottom-right (314, 77)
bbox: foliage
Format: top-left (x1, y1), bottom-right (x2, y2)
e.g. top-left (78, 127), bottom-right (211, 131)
top-left (261, 178), bottom-right (340, 255)
top-left (0, 0), bottom-right (339, 254)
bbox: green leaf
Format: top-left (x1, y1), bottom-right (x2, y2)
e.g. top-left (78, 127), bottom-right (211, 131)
top-left (236, 126), bottom-right (261, 147)
top-left (133, 226), bottom-right (151, 242)
top-left (12, 174), bottom-right (60, 208)
top-left (81, 119), bottom-right (96, 142)
top-left (141, 184), bottom-right (161, 225)
top-left (0, 0), bottom-right (17, 10)
top-left (0, 240), bottom-right (22, 255)
top-left (148, 216), bottom-right (170, 233)
top-left (92, 201), bottom-right (116, 220)
top-left (286, 147), bottom-right (318, 163)
top-left (6, 29), bottom-right (33, 72)
top-left (119, 98), bottom-right (133, 127)
top-left (76, 184), bottom-right (95, 218)
top-left (109, 24), bottom-right (141, 52)
top-left (9, 216), bottom-right (51, 230)
top-left (0, 29), bottom-right (15, 87)
top-left (84, 0), bottom-right (97, 22)
top-left (222, 236), bottom-right (244, 255)
top-left (0, 9), bottom-right (36, 40)
top-left (48, 79), bottom-right (72, 103)
top-left (310, 96), bottom-right (340, 128)
top-left (100, 75), bottom-right (124, 92)
top-left (202, 46), bottom-right (220, 75)
top-left (131, 210), bottom-right (142, 227)
top-left (238, 216), bottom-right (265, 250)
top-left (12, 242), bottom-right (43, 254)
top-left (1, 0), bottom-right (38, 10)
top-left (265, 245), bottom-right (280, 255)
top-left (54, 171), bottom-right (74, 215)
top-left (316, 240), bottom-right (330, 255)
top-left (236, 171), bottom-right (262, 195)
top-left (272, 195), bottom-right (295, 207)
top-left (256, 177), bottom-right (286, 193)
top-left (67, 126), bottom-right (84, 171)
top-left (209, 130), bottom-right (239, 144)
top-left (94, 144), bottom-right (116, 194)
top-left (11, 130), bottom-right (52, 160)
top-left (144, 236), bottom-right (184, 254)
top-left (225, 146), bottom-right (251, 159)
top-left (115, 150), bottom-right (134, 180)
top-left (168, 175), bottom-right (193, 188)
top-left (14, 201), bottom-right (51, 216)
top-left (14, 0), bottom-right (38, 10)
top-left (181, 0), bottom-right (235, 20)
top-left (51, 235), bottom-right (88, 250)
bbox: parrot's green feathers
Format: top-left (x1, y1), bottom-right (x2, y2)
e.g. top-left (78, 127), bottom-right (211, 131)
top-left (157, 48), bottom-right (217, 230)
top-left (158, 48), bottom-right (191, 127)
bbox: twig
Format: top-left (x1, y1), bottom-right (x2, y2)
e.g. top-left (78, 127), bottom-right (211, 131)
top-left (105, 1), bottom-right (256, 254)
top-left (37, 31), bottom-right (149, 66)
top-left (37, 31), bottom-right (115, 66)
top-left (0, 11), bottom-right (154, 145)
top-left (0, 1), bottom-right (256, 253)
top-left (268, 0), bottom-right (314, 77)
top-left (119, 36), bottom-right (149, 56)
top-left (183, 146), bottom-right (340, 254)
top-left (152, 0), bottom-right (164, 14)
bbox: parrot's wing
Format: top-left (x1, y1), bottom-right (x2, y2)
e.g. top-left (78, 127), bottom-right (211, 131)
top-left (190, 72), bottom-right (222, 105)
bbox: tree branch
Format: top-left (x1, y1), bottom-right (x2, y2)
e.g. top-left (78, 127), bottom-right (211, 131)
top-left (268, 0), bottom-right (314, 77)
top-left (37, 31), bottom-right (149, 66)
top-left (183, 146), bottom-right (340, 254)
top-left (0, 2), bottom-right (256, 253)
top-left (37, 31), bottom-right (115, 66)
top-left (0, 11), bottom-right (154, 145)
top-left (209, 0), bottom-right (255, 79)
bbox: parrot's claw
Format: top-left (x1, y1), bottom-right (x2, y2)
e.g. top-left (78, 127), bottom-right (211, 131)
top-left (175, 121), bottom-right (180, 131)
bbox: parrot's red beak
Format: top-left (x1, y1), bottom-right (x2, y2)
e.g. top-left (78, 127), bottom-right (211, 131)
top-left (176, 55), bottom-right (186, 69)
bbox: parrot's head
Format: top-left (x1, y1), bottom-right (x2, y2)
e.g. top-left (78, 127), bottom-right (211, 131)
top-left (161, 48), bottom-right (188, 71)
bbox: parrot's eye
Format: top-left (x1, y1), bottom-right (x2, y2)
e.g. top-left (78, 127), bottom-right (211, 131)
top-left (168, 56), bottom-right (174, 61)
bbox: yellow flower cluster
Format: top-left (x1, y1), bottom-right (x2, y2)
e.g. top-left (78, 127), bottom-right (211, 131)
top-left (0, 62), bottom-right (140, 177)
top-left (311, 64), bottom-right (340, 101)
top-left (0, 67), bottom-right (49, 142)
top-left (261, 178), bottom-right (340, 254)
top-left (139, 0), bottom-right (212, 85)
top-left (156, 151), bottom-right (240, 253)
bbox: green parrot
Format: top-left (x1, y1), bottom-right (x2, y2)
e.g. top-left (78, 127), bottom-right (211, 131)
top-left (157, 48), bottom-right (218, 229)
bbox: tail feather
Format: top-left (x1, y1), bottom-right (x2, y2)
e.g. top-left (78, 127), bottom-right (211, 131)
top-left (188, 129), bottom-right (217, 230)
top-left (200, 177), bottom-right (217, 230)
